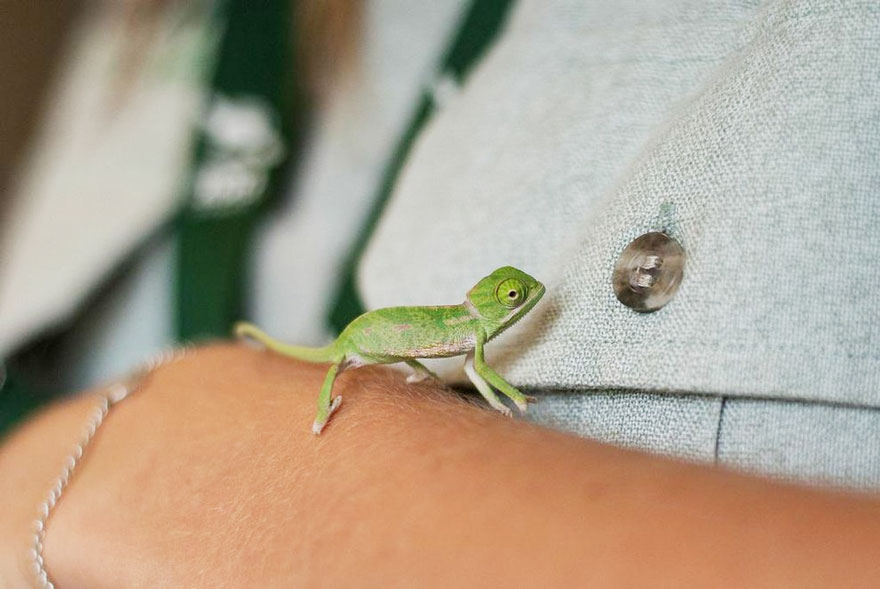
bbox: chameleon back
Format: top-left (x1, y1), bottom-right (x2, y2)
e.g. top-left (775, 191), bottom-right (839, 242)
top-left (340, 305), bottom-right (481, 360)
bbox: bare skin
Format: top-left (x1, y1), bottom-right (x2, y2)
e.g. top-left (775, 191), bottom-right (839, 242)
top-left (1, 344), bottom-right (879, 587)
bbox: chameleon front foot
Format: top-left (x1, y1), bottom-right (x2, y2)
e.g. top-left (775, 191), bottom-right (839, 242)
top-left (513, 395), bottom-right (538, 414)
top-left (480, 391), bottom-right (513, 417)
top-left (312, 395), bottom-right (343, 435)
top-left (493, 403), bottom-right (514, 418)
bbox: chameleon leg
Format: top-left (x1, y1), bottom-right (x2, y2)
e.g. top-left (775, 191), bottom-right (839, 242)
top-left (473, 342), bottom-right (535, 414)
top-left (404, 359), bottom-right (439, 383)
top-left (464, 352), bottom-right (512, 417)
top-left (313, 363), bottom-right (343, 435)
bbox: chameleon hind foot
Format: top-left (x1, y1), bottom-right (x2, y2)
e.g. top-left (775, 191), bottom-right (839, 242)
top-left (404, 359), bottom-right (440, 383)
top-left (312, 396), bottom-right (342, 435)
top-left (406, 373), bottom-right (431, 384)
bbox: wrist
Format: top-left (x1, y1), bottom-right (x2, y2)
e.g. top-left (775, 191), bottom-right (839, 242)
top-left (22, 344), bottom-right (490, 585)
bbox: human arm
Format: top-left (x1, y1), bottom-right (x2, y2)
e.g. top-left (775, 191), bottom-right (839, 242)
top-left (1, 344), bottom-right (879, 586)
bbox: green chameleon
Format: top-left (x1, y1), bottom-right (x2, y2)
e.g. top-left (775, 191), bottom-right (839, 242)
top-left (235, 266), bottom-right (545, 434)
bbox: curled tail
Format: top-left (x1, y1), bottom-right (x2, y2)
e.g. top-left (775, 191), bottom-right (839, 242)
top-left (234, 322), bottom-right (340, 363)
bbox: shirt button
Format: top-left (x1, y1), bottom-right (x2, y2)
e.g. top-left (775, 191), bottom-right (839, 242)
top-left (613, 232), bottom-right (685, 312)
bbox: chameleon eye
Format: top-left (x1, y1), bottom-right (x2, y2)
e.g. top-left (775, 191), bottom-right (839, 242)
top-left (495, 278), bottom-right (527, 308)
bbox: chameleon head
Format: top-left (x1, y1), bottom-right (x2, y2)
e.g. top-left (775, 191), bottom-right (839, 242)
top-left (465, 266), bottom-right (546, 340)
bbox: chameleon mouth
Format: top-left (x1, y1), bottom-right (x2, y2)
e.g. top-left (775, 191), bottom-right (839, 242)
top-left (533, 283), bottom-right (546, 302)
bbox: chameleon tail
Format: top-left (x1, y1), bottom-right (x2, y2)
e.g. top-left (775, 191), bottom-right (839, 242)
top-left (234, 322), bottom-right (340, 363)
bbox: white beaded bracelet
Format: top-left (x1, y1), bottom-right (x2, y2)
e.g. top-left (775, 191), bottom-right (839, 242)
top-left (30, 346), bottom-right (190, 587)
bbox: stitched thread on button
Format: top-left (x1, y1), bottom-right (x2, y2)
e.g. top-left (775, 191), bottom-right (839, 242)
top-left (613, 232), bottom-right (685, 313)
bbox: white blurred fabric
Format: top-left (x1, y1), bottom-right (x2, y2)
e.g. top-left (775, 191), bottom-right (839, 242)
top-left (0, 4), bottom-right (215, 356)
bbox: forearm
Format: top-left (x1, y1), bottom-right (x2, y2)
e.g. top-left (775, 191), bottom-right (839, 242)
top-left (2, 344), bottom-right (879, 586)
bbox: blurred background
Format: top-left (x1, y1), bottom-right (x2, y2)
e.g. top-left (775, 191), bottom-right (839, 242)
top-left (0, 0), bottom-right (480, 434)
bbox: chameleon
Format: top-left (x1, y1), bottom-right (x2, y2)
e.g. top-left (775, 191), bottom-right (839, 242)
top-left (234, 266), bottom-right (545, 435)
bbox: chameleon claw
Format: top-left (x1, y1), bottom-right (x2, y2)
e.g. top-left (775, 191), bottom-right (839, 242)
top-left (514, 395), bottom-right (538, 413)
top-left (312, 396), bottom-right (343, 435)
top-left (405, 361), bottom-right (439, 384)
top-left (489, 402), bottom-right (513, 418)
top-left (406, 372), bottom-right (440, 384)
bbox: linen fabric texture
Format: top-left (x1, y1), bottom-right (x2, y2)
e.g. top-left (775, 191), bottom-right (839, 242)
top-left (359, 0), bottom-right (880, 488)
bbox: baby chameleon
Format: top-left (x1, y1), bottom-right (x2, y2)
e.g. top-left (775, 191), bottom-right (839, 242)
top-left (235, 266), bottom-right (545, 434)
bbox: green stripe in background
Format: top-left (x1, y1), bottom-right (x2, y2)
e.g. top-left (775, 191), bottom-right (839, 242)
top-left (176, 0), bottom-right (302, 341)
top-left (1, 0), bottom-right (303, 436)
top-left (327, 0), bottom-right (516, 334)
top-left (0, 368), bottom-right (45, 436)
